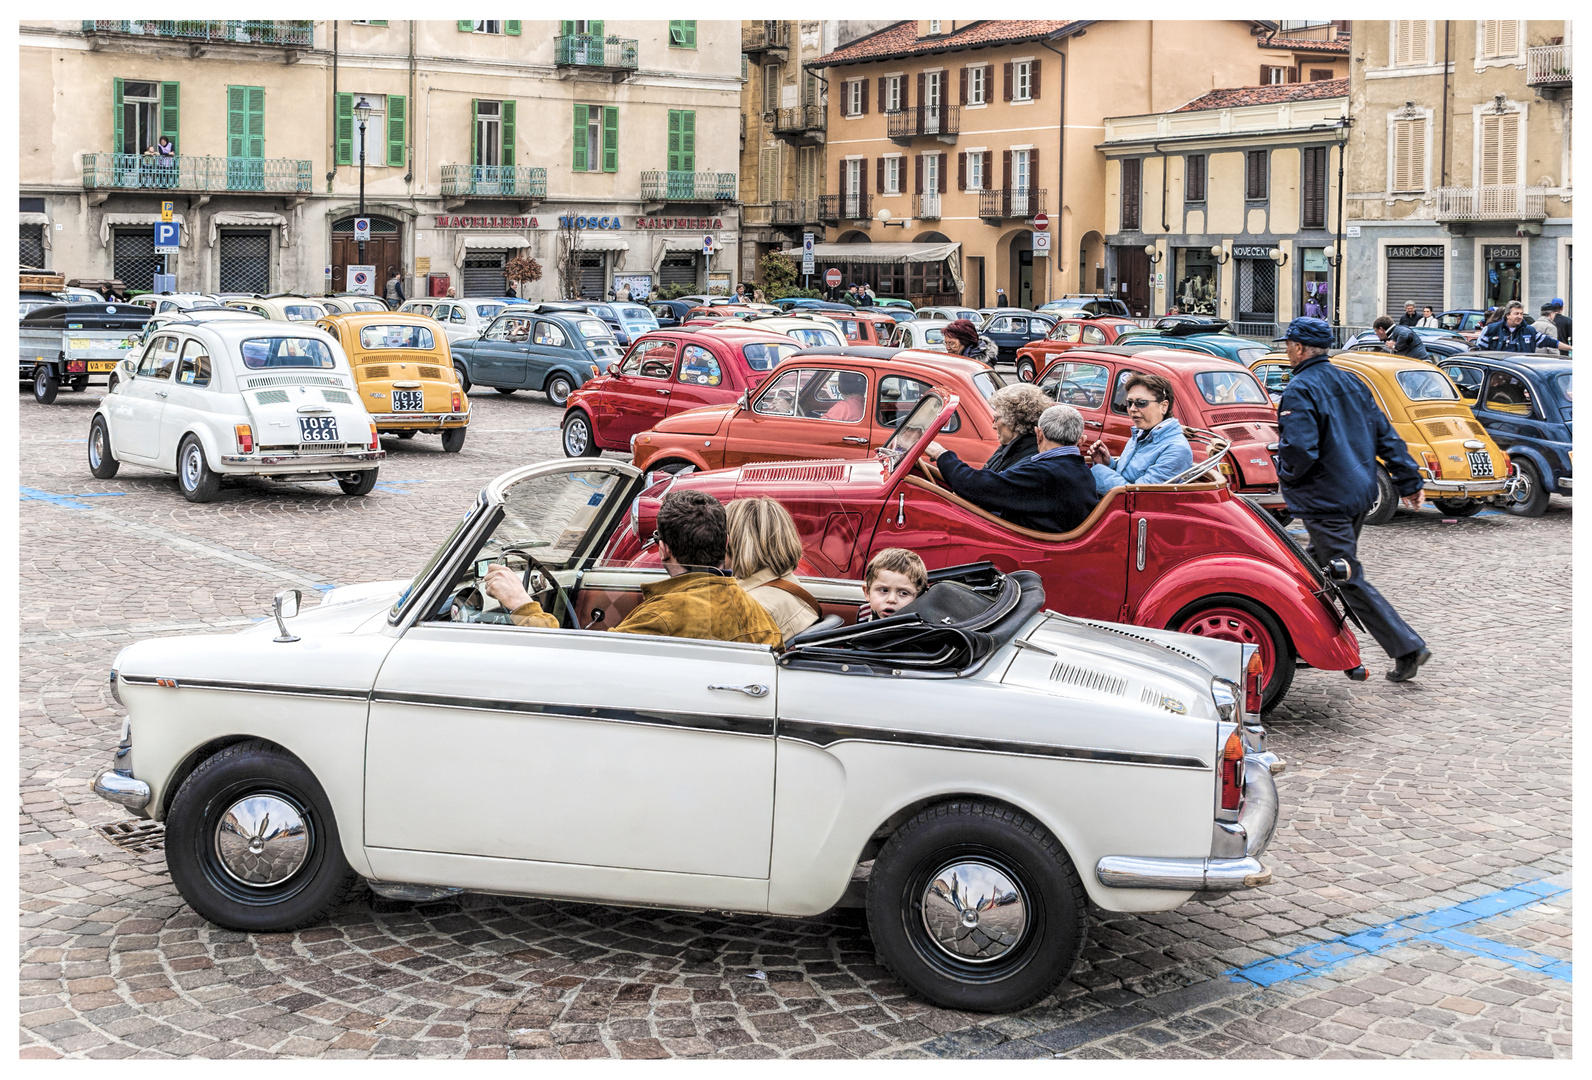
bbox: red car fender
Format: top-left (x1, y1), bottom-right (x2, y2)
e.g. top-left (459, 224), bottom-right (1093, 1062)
top-left (631, 443), bottom-right (715, 474)
top-left (1130, 554), bottom-right (1362, 673)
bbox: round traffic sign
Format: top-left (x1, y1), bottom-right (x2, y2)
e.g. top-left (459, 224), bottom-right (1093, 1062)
top-left (351, 270), bottom-right (370, 286)
top-left (1033, 212), bottom-right (1049, 231)
top-left (825, 268), bottom-right (842, 288)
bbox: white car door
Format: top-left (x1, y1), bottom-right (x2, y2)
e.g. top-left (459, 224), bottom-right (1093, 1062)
top-left (161, 337), bottom-right (218, 468)
top-left (364, 460), bottom-right (779, 882)
top-left (110, 333), bottom-right (180, 461)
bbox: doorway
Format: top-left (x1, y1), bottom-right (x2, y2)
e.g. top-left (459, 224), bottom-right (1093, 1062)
top-left (1115, 246), bottom-right (1151, 316)
top-left (331, 216), bottom-right (402, 293)
top-left (969, 256), bottom-right (985, 308)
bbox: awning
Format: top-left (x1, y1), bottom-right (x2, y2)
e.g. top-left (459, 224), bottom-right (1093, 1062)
top-left (454, 233), bottom-right (532, 266)
top-left (208, 211), bottom-right (289, 248)
top-left (811, 241), bottom-right (963, 293)
top-left (661, 237), bottom-right (706, 253)
top-left (576, 235), bottom-right (631, 252)
top-left (99, 212), bottom-right (189, 248)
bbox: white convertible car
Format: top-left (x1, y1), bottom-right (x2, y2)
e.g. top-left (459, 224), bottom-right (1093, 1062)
top-left (88, 322), bottom-right (385, 502)
top-left (93, 455), bottom-right (1283, 1012)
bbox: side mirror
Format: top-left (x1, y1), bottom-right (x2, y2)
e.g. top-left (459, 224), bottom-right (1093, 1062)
top-left (272, 589), bottom-right (302, 643)
top-left (607, 363), bottom-right (621, 377)
top-left (736, 390), bottom-right (750, 412)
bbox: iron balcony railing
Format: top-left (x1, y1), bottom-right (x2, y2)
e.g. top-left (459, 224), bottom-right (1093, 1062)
top-left (641, 171), bottom-right (737, 202)
top-left (742, 22), bottom-right (789, 53)
top-left (887, 105), bottom-right (960, 140)
top-left (820, 193), bottom-right (872, 221)
top-left (82, 152), bottom-right (311, 193)
top-left (1527, 44), bottom-right (1572, 86)
top-left (440, 164), bottom-right (547, 198)
top-left (554, 34), bottom-right (639, 70)
top-left (81, 20), bottom-right (313, 47)
top-left (979, 187), bottom-right (1047, 219)
top-left (772, 201), bottom-right (803, 225)
top-left (916, 193), bottom-right (942, 220)
top-left (773, 105), bottom-right (826, 136)
top-left (1434, 185), bottom-right (1547, 222)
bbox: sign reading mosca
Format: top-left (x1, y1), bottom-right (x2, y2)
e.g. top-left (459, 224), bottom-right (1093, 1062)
top-left (434, 215), bottom-right (540, 228)
top-left (1388, 245), bottom-right (1445, 258)
top-left (559, 215), bottom-right (624, 230)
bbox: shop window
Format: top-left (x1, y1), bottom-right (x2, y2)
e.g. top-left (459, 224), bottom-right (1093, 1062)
top-left (1174, 249), bottom-right (1219, 315)
top-left (1483, 244), bottom-right (1523, 310)
top-left (1300, 248), bottom-right (1331, 319)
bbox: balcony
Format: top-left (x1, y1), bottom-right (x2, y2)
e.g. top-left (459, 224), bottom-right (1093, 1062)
top-left (82, 153), bottom-right (311, 194)
top-left (979, 188), bottom-right (1047, 222)
top-left (1434, 185), bottom-right (1547, 224)
top-left (916, 193), bottom-right (942, 220)
top-left (440, 165), bottom-right (547, 200)
top-left (1527, 44), bottom-right (1571, 95)
top-left (82, 20), bottom-right (313, 50)
top-left (887, 106), bottom-right (960, 145)
top-left (554, 35), bottom-right (639, 79)
top-left (773, 105), bottom-right (826, 145)
top-left (742, 22), bottom-right (789, 59)
top-left (641, 171), bottom-right (737, 202)
top-left (820, 193), bottom-right (872, 222)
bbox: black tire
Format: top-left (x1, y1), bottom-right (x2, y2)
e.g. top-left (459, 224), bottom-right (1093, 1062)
top-left (453, 364), bottom-right (472, 392)
top-left (561, 410), bottom-right (602, 458)
top-left (1505, 458), bottom-right (1550, 518)
top-left (867, 801), bottom-right (1087, 1013)
top-left (1434, 497), bottom-right (1483, 517)
top-left (647, 460), bottom-right (694, 476)
top-left (1172, 595), bottom-right (1297, 712)
top-left (88, 416), bottom-right (119, 479)
top-left (70, 374), bottom-right (90, 393)
top-left (165, 740), bottom-right (359, 932)
top-left (545, 373), bottom-right (575, 407)
top-left (1363, 465), bottom-right (1399, 526)
top-left (440, 426), bottom-right (467, 453)
top-left (177, 434), bottom-right (220, 503)
top-left (338, 469), bottom-right (379, 496)
top-left (1268, 507), bottom-right (1294, 526)
top-left (495, 387), bottom-right (517, 395)
top-left (1015, 356), bottom-right (1037, 383)
top-left (34, 366), bottom-right (59, 405)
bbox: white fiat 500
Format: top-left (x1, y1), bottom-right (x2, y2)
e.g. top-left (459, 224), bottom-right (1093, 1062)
top-left (88, 322), bottom-right (384, 502)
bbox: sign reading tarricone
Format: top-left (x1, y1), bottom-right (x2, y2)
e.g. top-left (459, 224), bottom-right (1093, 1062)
top-left (1388, 245), bottom-right (1444, 259)
top-left (433, 215), bottom-right (541, 229)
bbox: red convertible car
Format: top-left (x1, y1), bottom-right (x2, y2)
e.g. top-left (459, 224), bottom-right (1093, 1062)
top-left (602, 392), bottom-right (1365, 711)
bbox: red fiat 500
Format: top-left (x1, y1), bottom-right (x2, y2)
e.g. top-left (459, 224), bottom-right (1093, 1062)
top-left (560, 329), bottom-right (804, 458)
top-left (603, 392), bottom-right (1364, 711)
top-left (1014, 316), bottom-right (1143, 383)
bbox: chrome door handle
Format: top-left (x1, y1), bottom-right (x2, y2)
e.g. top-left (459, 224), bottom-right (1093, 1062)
top-left (708, 683), bottom-right (769, 698)
top-left (1084, 420), bottom-right (1102, 428)
top-left (656, 389), bottom-right (671, 395)
top-left (156, 391), bottom-right (168, 398)
top-left (842, 435), bottom-right (868, 444)
top-left (896, 492), bottom-right (906, 525)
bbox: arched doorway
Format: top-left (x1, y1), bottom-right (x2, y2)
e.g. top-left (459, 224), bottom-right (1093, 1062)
top-left (331, 215), bottom-right (402, 293)
top-left (998, 228), bottom-right (1034, 309)
top-left (835, 230), bottom-right (871, 243)
top-left (1078, 230), bottom-right (1105, 296)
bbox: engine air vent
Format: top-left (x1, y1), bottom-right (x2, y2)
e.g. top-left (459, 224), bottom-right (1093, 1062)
top-left (322, 390), bottom-right (351, 403)
top-left (246, 375), bottom-right (346, 389)
top-left (1421, 419), bottom-right (1455, 438)
top-left (417, 366), bottom-right (441, 379)
top-left (255, 389), bottom-right (290, 405)
top-left (1409, 404), bottom-right (1460, 420)
top-left (1047, 662), bottom-right (1127, 696)
top-left (1141, 685), bottom-right (1188, 713)
top-left (364, 365), bottom-right (391, 379)
top-left (742, 463), bottom-right (848, 482)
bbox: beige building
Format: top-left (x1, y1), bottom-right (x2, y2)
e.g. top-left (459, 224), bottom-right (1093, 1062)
top-left (20, 19), bottom-right (743, 300)
top-left (804, 19), bottom-right (1351, 309)
top-left (1342, 19), bottom-right (1574, 324)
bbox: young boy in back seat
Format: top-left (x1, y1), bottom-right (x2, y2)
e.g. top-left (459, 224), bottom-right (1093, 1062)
top-left (857, 548), bottom-right (928, 623)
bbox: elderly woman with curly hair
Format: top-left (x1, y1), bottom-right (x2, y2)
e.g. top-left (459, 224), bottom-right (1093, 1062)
top-left (982, 383), bottom-right (1051, 472)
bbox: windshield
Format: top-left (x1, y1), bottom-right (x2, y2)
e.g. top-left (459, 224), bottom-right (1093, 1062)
top-left (787, 327), bottom-right (842, 348)
top-left (359, 324), bottom-right (436, 350)
top-left (1194, 369), bottom-right (1269, 406)
top-left (478, 468), bottom-right (630, 570)
top-left (390, 504), bottom-right (481, 622)
top-left (742, 342), bottom-right (800, 371)
top-left (240, 337), bottom-right (338, 369)
top-left (972, 370), bottom-right (1006, 400)
top-left (619, 306), bottom-right (655, 323)
top-left (1396, 368), bottom-right (1459, 401)
top-left (878, 392), bottom-right (947, 472)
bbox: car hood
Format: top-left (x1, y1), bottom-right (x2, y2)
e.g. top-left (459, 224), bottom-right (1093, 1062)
top-left (654, 402), bottom-right (736, 436)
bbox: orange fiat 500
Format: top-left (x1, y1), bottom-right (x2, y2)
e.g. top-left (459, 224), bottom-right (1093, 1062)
top-left (317, 312), bottom-right (470, 453)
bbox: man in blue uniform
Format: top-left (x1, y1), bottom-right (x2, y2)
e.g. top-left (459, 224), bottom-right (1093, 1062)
top-left (1275, 317), bottom-right (1431, 682)
top-left (1473, 301), bottom-right (1557, 353)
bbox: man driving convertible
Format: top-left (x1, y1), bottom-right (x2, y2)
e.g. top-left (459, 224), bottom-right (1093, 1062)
top-left (482, 489), bottom-right (783, 646)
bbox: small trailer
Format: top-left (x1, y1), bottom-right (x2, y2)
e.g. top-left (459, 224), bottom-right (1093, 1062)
top-left (19, 303), bottom-right (151, 404)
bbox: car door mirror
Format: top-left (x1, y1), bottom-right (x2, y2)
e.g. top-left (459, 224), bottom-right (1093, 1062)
top-left (607, 363), bottom-right (622, 377)
top-left (736, 390), bottom-right (750, 412)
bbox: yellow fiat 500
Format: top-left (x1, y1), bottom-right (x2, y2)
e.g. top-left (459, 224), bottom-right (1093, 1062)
top-left (1250, 351), bottom-right (1514, 523)
top-left (317, 312), bottom-right (470, 453)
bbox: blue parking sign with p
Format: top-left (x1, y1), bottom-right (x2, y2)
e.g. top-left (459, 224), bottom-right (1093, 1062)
top-left (154, 222), bottom-right (178, 247)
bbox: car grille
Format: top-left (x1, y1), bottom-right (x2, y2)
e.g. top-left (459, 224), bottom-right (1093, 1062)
top-left (1421, 419), bottom-right (1457, 438)
top-left (1048, 662), bottom-right (1127, 696)
top-left (742, 463), bottom-right (849, 482)
top-left (364, 365), bottom-right (391, 379)
top-left (254, 390), bottom-right (290, 405)
top-left (417, 366), bottom-right (441, 379)
top-left (321, 390), bottom-right (352, 403)
top-left (246, 375), bottom-right (347, 389)
top-left (259, 443), bottom-right (361, 454)
top-left (1465, 419), bottom-right (1488, 438)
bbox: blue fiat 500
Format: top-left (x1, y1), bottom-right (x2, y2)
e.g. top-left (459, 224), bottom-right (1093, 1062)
top-left (1440, 352), bottom-right (1572, 517)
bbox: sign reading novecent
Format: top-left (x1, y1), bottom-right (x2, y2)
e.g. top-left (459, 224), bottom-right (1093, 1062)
top-left (1231, 246), bottom-right (1271, 258)
top-left (825, 268), bottom-right (842, 288)
top-left (1032, 212), bottom-right (1049, 231)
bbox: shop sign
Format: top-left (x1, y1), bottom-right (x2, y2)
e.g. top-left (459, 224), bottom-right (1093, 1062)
top-left (433, 215), bottom-right (540, 229)
top-left (1485, 245), bottom-right (1522, 260)
top-left (1388, 245), bottom-right (1444, 259)
top-left (1302, 249), bottom-right (1329, 272)
top-left (1231, 245), bottom-right (1270, 258)
top-left (558, 215), bottom-right (624, 230)
top-left (636, 217), bottom-right (725, 229)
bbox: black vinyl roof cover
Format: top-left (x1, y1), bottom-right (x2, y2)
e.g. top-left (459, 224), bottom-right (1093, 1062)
top-left (21, 303), bottom-right (151, 330)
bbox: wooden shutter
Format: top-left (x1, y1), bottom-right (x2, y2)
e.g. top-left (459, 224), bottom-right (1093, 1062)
top-left (984, 152), bottom-right (993, 189)
top-left (1002, 149), bottom-right (1012, 191)
top-left (1003, 62), bottom-right (1013, 102)
top-left (938, 154), bottom-right (947, 194)
top-left (1246, 150), bottom-right (1267, 199)
top-left (684, 22), bottom-right (697, 48)
top-left (1498, 20), bottom-right (1518, 57)
top-left (1027, 148), bottom-right (1038, 197)
top-left (560, 20), bottom-right (575, 36)
top-left (590, 20), bottom-right (604, 37)
top-left (764, 147), bottom-right (781, 201)
top-left (1395, 21), bottom-right (1428, 65)
top-left (1301, 146), bottom-right (1326, 228)
top-left (602, 106), bottom-right (618, 172)
top-left (1483, 20), bottom-right (1499, 58)
top-left (160, 81), bottom-right (180, 154)
top-left (859, 155), bottom-right (868, 197)
top-left (1392, 117), bottom-right (1425, 192)
top-left (336, 93), bottom-right (353, 165)
top-left (878, 156), bottom-right (887, 193)
top-left (680, 110), bottom-right (695, 172)
top-left (1260, 65), bottom-right (1271, 85)
top-left (227, 86), bottom-right (245, 159)
top-left (1481, 112), bottom-right (1519, 186)
top-left (1030, 58), bottom-right (1041, 100)
top-left (1186, 154), bottom-right (1205, 201)
top-left (505, 21), bottom-right (521, 35)
top-left (878, 76), bottom-right (887, 111)
top-left (959, 67), bottom-right (968, 106)
top-left (471, 98), bottom-right (479, 166)
top-left (911, 154), bottom-right (920, 194)
top-left (958, 151), bottom-right (967, 190)
top-left (500, 100), bottom-right (515, 167)
top-left (916, 72), bottom-right (926, 130)
top-left (113, 78), bottom-right (124, 155)
top-left (386, 94), bottom-right (405, 167)
top-left (839, 156), bottom-right (846, 197)
top-left (860, 77), bottom-right (869, 115)
top-left (1287, 66), bottom-right (1300, 83)
top-left (1121, 157), bottom-right (1140, 229)
top-left (572, 104), bottom-right (589, 172)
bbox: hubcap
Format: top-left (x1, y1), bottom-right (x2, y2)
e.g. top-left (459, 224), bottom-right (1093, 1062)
top-left (566, 419), bottom-right (588, 454)
top-left (214, 794), bottom-right (309, 887)
top-left (91, 428), bottom-right (104, 466)
top-left (920, 860), bottom-right (1027, 962)
top-left (182, 446), bottom-right (202, 487)
top-left (1181, 608), bottom-right (1275, 685)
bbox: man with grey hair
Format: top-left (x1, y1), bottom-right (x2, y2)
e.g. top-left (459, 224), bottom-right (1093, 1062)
top-left (924, 402), bottom-right (1099, 533)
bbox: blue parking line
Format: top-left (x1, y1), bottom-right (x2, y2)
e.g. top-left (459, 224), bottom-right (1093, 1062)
top-left (20, 486), bottom-right (122, 510)
top-left (1227, 878), bottom-right (1570, 988)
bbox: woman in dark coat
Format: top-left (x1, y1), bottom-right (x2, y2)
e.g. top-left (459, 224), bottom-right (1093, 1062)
top-left (982, 383), bottom-right (1050, 471)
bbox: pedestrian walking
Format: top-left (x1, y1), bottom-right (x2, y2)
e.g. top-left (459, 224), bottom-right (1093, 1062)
top-left (1397, 300), bottom-right (1421, 326)
top-left (1273, 317), bottom-right (1431, 683)
top-left (1474, 301), bottom-right (1559, 353)
top-left (1547, 298), bottom-right (1571, 346)
top-left (995, 287), bottom-right (1009, 308)
top-left (383, 266), bottom-right (405, 309)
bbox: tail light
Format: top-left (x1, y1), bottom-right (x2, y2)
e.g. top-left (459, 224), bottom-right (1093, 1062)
top-left (234, 424), bottom-right (254, 454)
top-left (368, 423), bottom-right (379, 451)
top-left (451, 390), bottom-right (462, 413)
top-left (1422, 450), bottom-right (1442, 479)
top-left (1220, 729), bottom-right (1245, 813)
top-left (66, 359), bottom-right (88, 373)
top-left (1244, 650), bottom-right (1265, 716)
top-left (1217, 460), bottom-right (1235, 483)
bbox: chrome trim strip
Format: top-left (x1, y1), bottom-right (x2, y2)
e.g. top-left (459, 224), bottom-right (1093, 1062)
top-left (219, 450), bottom-right (385, 466)
top-left (1095, 854), bottom-right (1271, 891)
top-left (371, 689), bottom-right (772, 738)
top-left (1420, 478), bottom-right (1507, 493)
top-left (777, 719), bottom-right (1207, 770)
top-left (369, 413), bottom-right (467, 423)
top-left (117, 673), bottom-right (369, 701)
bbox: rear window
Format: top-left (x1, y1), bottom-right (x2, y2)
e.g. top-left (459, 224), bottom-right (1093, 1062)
top-left (281, 304), bottom-right (325, 321)
top-left (923, 327), bottom-right (945, 344)
top-left (786, 327), bottom-right (842, 348)
top-left (742, 342), bottom-right (800, 371)
top-left (359, 324), bottom-right (435, 350)
top-left (1555, 372), bottom-right (1572, 405)
top-left (1396, 368), bottom-right (1459, 401)
top-left (474, 303), bottom-right (505, 320)
top-left (1193, 370), bottom-right (1269, 406)
top-left (619, 306), bottom-right (654, 321)
top-left (572, 317), bottom-right (614, 341)
top-left (1236, 347), bottom-right (1269, 365)
top-left (240, 337), bottom-right (337, 369)
top-left (188, 299), bottom-right (222, 310)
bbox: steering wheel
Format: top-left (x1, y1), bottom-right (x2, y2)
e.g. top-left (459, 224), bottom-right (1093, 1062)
top-left (915, 457), bottom-right (945, 486)
top-left (502, 547), bottom-right (576, 629)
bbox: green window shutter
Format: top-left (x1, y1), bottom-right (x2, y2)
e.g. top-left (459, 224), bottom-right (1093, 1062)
top-left (335, 92), bottom-right (353, 165)
top-left (160, 81), bottom-right (180, 153)
top-left (668, 20), bottom-right (681, 46)
top-left (589, 20), bottom-right (604, 37)
top-left (458, 20), bottom-right (474, 32)
top-left (505, 21), bottom-right (520, 36)
top-left (471, 98), bottom-right (479, 166)
top-left (369, 20), bottom-right (387, 27)
top-left (227, 86), bottom-right (246, 159)
top-left (500, 100), bottom-right (515, 167)
top-left (684, 21), bottom-right (697, 48)
top-left (245, 86), bottom-right (264, 159)
top-left (113, 77), bottom-right (125, 155)
top-left (667, 109), bottom-right (681, 172)
top-left (572, 104), bottom-right (588, 172)
top-left (681, 110), bottom-right (695, 172)
top-left (386, 94), bottom-right (406, 167)
top-left (602, 106), bottom-right (618, 172)
top-left (561, 20), bottom-right (576, 36)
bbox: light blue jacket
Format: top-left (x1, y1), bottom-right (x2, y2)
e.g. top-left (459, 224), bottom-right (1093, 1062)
top-left (1091, 417), bottom-right (1194, 493)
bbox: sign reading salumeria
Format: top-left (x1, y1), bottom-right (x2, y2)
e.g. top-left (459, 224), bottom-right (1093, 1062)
top-left (636, 217), bottom-right (726, 229)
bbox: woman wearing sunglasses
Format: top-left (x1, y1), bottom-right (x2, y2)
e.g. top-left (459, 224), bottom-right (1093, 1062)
top-left (1087, 373), bottom-right (1194, 493)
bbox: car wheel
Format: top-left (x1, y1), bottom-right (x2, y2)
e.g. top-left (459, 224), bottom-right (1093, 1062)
top-left (1363, 466), bottom-right (1399, 526)
top-left (495, 387), bottom-right (517, 395)
top-left (164, 739), bottom-right (359, 932)
top-left (1015, 357), bottom-right (1037, 383)
top-left (70, 374), bottom-right (90, 393)
top-left (453, 364), bottom-right (472, 392)
top-left (561, 411), bottom-right (601, 458)
top-left (440, 427), bottom-right (467, 454)
top-left (1268, 507), bottom-right (1294, 526)
top-left (34, 366), bottom-right (59, 405)
top-left (1434, 497), bottom-right (1484, 517)
top-left (338, 469), bottom-right (379, 496)
top-left (88, 416), bottom-right (120, 479)
top-left (545, 374), bottom-right (575, 407)
top-left (1505, 458), bottom-right (1550, 518)
top-left (648, 460), bottom-right (694, 476)
top-left (867, 800), bottom-right (1087, 1013)
top-left (177, 434), bottom-right (220, 503)
top-left (1174, 596), bottom-right (1296, 712)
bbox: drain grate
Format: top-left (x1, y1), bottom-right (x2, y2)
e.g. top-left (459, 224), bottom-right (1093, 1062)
top-left (96, 819), bottom-right (166, 854)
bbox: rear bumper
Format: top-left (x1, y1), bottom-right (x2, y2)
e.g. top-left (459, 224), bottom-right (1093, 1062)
top-left (369, 413), bottom-right (468, 427)
top-left (1422, 477), bottom-right (1510, 497)
top-left (219, 449), bottom-right (385, 470)
top-left (93, 769), bottom-right (152, 814)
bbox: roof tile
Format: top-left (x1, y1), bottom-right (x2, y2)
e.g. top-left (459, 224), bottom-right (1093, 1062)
top-left (1174, 78), bottom-right (1348, 113)
top-left (811, 20), bottom-right (1082, 68)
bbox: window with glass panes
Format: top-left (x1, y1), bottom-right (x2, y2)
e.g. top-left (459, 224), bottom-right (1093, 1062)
top-left (884, 156), bottom-right (901, 193)
top-left (886, 75), bottom-right (902, 112)
top-left (573, 104), bottom-right (617, 172)
top-left (968, 65), bottom-right (985, 105)
top-left (1014, 61), bottom-right (1032, 101)
top-left (472, 99), bottom-right (517, 168)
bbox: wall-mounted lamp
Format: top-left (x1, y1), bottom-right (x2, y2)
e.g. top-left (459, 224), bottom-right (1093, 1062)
top-left (1209, 244), bottom-right (1231, 265)
top-left (876, 208), bottom-right (908, 229)
top-left (1322, 244), bottom-right (1344, 267)
top-left (1268, 247), bottom-right (1288, 267)
top-left (1143, 243), bottom-right (1163, 265)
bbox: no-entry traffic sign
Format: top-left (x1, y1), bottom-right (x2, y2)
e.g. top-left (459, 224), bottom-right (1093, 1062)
top-left (825, 268), bottom-right (842, 288)
top-left (1032, 212), bottom-right (1049, 231)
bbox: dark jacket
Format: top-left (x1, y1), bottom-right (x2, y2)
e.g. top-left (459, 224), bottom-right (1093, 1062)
top-left (938, 447), bottom-right (1099, 534)
top-left (1275, 353), bottom-right (1423, 517)
top-left (982, 430), bottom-right (1039, 472)
top-left (1474, 319), bottom-right (1554, 353)
top-left (1551, 312), bottom-right (1571, 345)
top-left (1384, 323), bottom-right (1429, 360)
top-left (1397, 310), bottom-right (1421, 326)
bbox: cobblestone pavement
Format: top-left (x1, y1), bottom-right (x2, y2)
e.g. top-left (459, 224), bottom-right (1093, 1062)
top-left (18, 384), bottom-right (1572, 1059)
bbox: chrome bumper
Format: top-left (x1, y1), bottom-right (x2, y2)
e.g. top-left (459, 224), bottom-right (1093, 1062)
top-left (219, 450), bottom-right (385, 467)
top-left (1556, 476), bottom-right (1572, 491)
top-left (1240, 490), bottom-right (1286, 507)
top-left (93, 770), bottom-right (151, 813)
top-left (369, 413), bottom-right (468, 425)
top-left (1422, 477), bottom-right (1509, 496)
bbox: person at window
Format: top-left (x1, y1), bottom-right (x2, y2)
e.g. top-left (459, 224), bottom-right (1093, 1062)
top-left (942, 318), bottom-right (998, 366)
top-left (383, 267), bottom-right (405, 309)
top-left (727, 496), bottom-right (819, 642)
top-left (156, 136), bottom-right (175, 158)
top-left (1474, 301), bottom-right (1558, 353)
top-left (1397, 300), bottom-right (1420, 326)
top-left (982, 384), bottom-right (1049, 472)
top-left (1087, 373), bottom-right (1194, 493)
top-left (1372, 316), bottom-right (1429, 360)
top-left (822, 371), bottom-right (867, 421)
top-left (1416, 305), bottom-right (1439, 328)
top-left (486, 490), bottom-right (783, 646)
top-left (923, 403), bottom-right (1100, 533)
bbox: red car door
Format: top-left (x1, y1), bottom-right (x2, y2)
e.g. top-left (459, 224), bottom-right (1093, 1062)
top-left (667, 341), bottom-right (735, 415)
top-left (602, 339), bottom-right (679, 447)
top-left (721, 365), bottom-right (878, 468)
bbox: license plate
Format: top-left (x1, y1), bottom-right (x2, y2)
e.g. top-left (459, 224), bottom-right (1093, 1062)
top-left (299, 416), bottom-right (340, 443)
top-left (391, 389), bottom-right (424, 412)
top-left (1467, 450), bottom-right (1494, 478)
top-left (88, 361), bottom-right (118, 372)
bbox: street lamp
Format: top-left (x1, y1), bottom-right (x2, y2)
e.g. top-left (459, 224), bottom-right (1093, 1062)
top-left (876, 207), bottom-right (908, 229)
top-left (1143, 243), bottom-right (1163, 265)
top-left (1268, 247), bottom-right (1288, 268)
top-left (1209, 244), bottom-right (1231, 265)
top-left (354, 96), bottom-right (372, 270)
